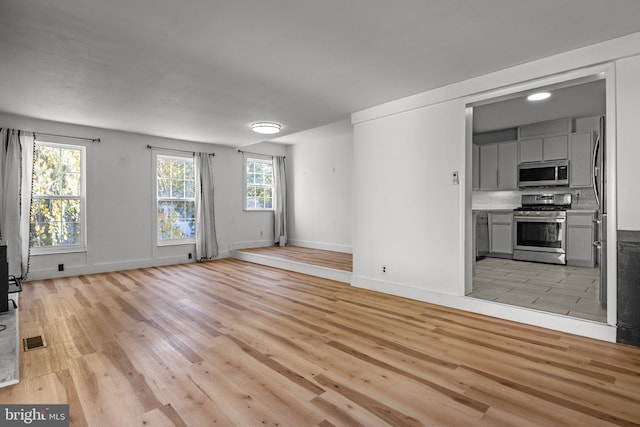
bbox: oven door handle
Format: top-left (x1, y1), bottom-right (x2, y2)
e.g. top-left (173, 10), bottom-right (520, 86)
top-left (513, 216), bottom-right (566, 223)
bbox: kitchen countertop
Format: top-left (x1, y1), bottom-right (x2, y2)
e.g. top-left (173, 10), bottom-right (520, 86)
top-left (474, 208), bottom-right (597, 213)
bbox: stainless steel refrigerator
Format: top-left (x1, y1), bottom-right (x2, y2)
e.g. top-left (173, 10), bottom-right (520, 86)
top-left (594, 116), bottom-right (607, 305)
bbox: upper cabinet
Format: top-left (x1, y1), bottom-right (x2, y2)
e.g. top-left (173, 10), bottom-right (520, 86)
top-left (479, 144), bottom-right (498, 189)
top-left (497, 141), bottom-right (518, 189)
top-left (518, 118), bottom-right (571, 162)
top-left (472, 144), bottom-right (480, 190)
top-left (478, 140), bottom-right (518, 190)
top-left (473, 118), bottom-right (595, 191)
top-left (569, 131), bottom-right (594, 188)
top-left (519, 135), bottom-right (568, 161)
top-left (519, 138), bottom-right (543, 162)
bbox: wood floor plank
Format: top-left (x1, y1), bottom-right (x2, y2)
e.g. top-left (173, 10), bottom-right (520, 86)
top-left (238, 245), bottom-right (353, 272)
top-left (1, 258), bottom-right (639, 426)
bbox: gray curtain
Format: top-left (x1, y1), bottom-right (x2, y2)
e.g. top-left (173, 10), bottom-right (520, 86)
top-left (195, 152), bottom-right (218, 260)
top-left (273, 155), bottom-right (287, 246)
top-left (0, 129), bottom-right (34, 278)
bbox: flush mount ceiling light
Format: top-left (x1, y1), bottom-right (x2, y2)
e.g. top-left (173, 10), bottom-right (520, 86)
top-left (251, 121), bottom-right (282, 134)
top-left (527, 92), bottom-right (552, 101)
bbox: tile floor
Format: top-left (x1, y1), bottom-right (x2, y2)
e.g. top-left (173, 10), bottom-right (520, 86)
top-left (469, 257), bottom-right (606, 322)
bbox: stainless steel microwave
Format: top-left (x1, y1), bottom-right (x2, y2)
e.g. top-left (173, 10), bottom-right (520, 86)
top-left (518, 160), bottom-right (569, 188)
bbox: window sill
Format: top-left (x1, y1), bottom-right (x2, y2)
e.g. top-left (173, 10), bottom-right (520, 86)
top-left (30, 246), bottom-right (87, 256)
top-left (157, 238), bottom-right (196, 247)
top-left (244, 209), bottom-right (274, 212)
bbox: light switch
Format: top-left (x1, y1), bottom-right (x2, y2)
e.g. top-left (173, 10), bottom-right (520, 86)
top-left (452, 171), bottom-right (459, 185)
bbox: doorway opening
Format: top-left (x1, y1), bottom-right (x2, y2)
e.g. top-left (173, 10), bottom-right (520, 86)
top-left (466, 74), bottom-right (608, 323)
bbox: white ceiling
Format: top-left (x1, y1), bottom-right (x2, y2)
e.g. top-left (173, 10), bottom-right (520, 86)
top-left (1, 1), bottom-right (640, 146)
top-left (473, 79), bottom-right (606, 133)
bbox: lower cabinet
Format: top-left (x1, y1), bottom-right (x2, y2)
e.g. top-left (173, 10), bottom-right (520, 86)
top-left (566, 212), bottom-right (596, 267)
top-left (489, 212), bottom-right (513, 255)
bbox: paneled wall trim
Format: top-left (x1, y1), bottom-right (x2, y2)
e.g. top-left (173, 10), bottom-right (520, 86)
top-left (617, 230), bottom-right (640, 346)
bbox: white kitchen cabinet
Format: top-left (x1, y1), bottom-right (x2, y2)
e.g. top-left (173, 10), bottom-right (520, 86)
top-left (489, 212), bottom-right (513, 255)
top-left (543, 135), bottom-right (569, 160)
top-left (472, 144), bottom-right (480, 190)
top-left (479, 141), bottom-right (517, 190)
top-left (519, 135), bottom-right (568, 162)
top-left (566, 212), bottom-right (595, 267)
top-left (519, 138), bottom-right (543, 162)
top-left (498, 141), bottom-right (518, 190)
top-left (569, 131), bottom-right (593, 188)
top-left (479, 144), bottom-right (498, 189)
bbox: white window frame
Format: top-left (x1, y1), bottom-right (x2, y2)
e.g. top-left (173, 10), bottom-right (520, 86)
top-left (30, 141), bottom-right (87, 254)
top-left (243, 153), bottom-right (274, 211)
top-left (154, 152), bottom-right (196, 246)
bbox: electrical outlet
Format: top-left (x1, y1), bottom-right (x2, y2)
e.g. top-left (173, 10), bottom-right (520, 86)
top-left (188, 253), bottom-right (192, 259)
top-left (382, 265), bottom-right (387, 273)
top-left (452, 171), bottom-right (459, 185)
top-left (260, 230), bottom-right (264, 237)
top-left (58, 264), bottom-right (64, 272)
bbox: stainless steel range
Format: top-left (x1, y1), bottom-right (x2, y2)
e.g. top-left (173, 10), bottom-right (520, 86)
top-left (513, 193), bottom-right (571, 265)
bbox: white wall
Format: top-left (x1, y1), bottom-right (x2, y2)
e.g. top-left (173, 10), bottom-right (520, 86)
top-left (616, 54), bottom-right (640, 231)
top-left (351, 32), bottom-right (640, 342)
top-left (0, 112), bottom-right (285, 279)
top-left (287, 127), bottom-right (353, 252)
top-left (353, 100), bottom-right (465, 291)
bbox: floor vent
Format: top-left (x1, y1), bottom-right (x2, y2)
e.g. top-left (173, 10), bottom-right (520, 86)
top-left (23, 335), bottom-right (47, 351)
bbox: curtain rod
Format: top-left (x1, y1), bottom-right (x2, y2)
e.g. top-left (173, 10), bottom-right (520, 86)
top-left (147, 144), bottom-right (215, 156)
top-left (33, 131), bottom-right (100, 143)
top-left (237, 149), bottom-right (285, 159)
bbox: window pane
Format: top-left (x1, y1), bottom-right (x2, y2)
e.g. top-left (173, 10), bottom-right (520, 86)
top-left (158, 178), bottom-right (171, 197)
top-left (62, 173), bottom-right (81, 196)
top-left (171, 160), bottom-right (185, 179)
top-left (62, 199), bottom-right (80, 223)
top-left (185, 180), bottom-right (195, 198)
top-left (171, 179), bottom-right (185, 198)
top-left (61, 147), bottom-right (80, 171)
top-left (39, 146), bottom-right (61, 195)
top-left (50, 199), bottom-right (62, 221)
top-left (32, 222), bottom-right (60, 247)
top-left (62, 222), bottom-right (81, 245)
top-left (184, 161), bottom-right (194, 179)
top-left (157, 158), bottom-right (171, 178)
top-left (185, 200), bottom-right (195, 219)
top-left (158, 201), bottom-right (177, 240)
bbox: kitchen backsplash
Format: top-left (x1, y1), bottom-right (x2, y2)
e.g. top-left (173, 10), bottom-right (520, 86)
top-left (472, 187), bottom-right (598, 211)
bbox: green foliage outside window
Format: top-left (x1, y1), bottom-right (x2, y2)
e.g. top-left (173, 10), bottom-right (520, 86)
top-left (157, 156), bottom-right (195, 240)
top-left (246, 158), bottom-right (273, 209)
top-left (30, 144), bottom-right (83, 248)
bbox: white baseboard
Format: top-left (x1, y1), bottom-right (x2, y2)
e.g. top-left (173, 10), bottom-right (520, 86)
top-left (287, 239), bottom-right (352, 254)
top-left (351, 274), bottom-right (617, 343)
top-left (25, 250), bottom-right (231, 281)
top-left (230, 249), bottom-right (351, 283)
top-left (228, 240), bottom-right (275, 251)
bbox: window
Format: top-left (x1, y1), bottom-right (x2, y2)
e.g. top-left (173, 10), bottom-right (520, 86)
top-left (156, 154), bottom-right (195, 243)
top-left (30, 142), bottom-right (86, 252)
top-left (244, 155), bottom-right (273, 210)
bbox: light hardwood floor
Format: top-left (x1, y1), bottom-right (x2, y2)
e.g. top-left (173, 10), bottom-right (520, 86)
top-left (1, 259), bottom-right (639, 426)
top-left (237, 246), bottom-right (353, 272)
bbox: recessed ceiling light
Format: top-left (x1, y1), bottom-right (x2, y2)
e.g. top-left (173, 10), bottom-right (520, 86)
top-left (527, 92), bottom-right (551, 101)
top-left (251, 122), bottom-right (282, 134)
